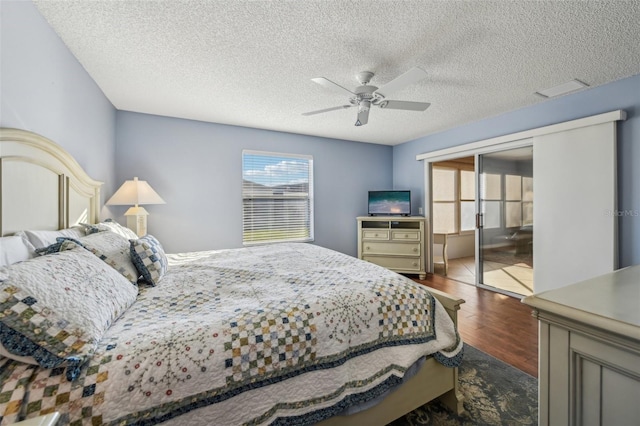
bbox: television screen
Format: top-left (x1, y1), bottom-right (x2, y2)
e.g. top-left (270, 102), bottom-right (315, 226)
top-left (368, 190), bottom-right (411, 216)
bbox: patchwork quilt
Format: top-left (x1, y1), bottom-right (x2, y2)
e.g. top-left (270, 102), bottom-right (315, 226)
top-left (0, 243), bottom-right (462, 425)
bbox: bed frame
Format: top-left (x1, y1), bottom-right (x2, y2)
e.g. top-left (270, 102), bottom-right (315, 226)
top-left (0, 128), bottom-right (102, 236)
top-left (319, 286), bottom-right (465, 425)
top-left (0, 128), bottom-right (465, 425)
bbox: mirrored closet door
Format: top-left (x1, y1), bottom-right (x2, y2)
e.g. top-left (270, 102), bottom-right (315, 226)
top-left (475, 147), bottom-right (534, 297)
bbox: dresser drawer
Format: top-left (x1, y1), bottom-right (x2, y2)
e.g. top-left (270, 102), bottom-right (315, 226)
top-left (391, 230), bottom-right (421, 241)
top-left (357, 217), bottom-right (426, 279)
top-left (363, 255), bottom-right (422, 271)
top-left (362, 230), bottom-right (390, 240)
top-left (362, 242), bottom-right (420, 256)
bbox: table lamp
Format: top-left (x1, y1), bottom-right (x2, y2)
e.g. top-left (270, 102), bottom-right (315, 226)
top-left (106, 177), bottom-right (165, 237)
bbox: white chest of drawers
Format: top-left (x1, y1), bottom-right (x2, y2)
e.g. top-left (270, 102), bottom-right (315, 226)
top-left (522, 265), bottom-right (640, 426)
top-left (357, 216), bottom-right (426, 279)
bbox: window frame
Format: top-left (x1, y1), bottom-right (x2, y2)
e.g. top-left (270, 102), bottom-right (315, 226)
top-left (505, 174), bottom-right (523, 229)
top-left (480, 172), bottom-right (503, 230)
top-left (432, 166), bottom-right (458, 234)
top-left (503, 174), bottom-right (534, 229)
top-left (242, 150), bottom-right (314, 245)
top-left (432, 163), bottom-right (476, 236)
top-left (459, 169), bottom-right (476, 234)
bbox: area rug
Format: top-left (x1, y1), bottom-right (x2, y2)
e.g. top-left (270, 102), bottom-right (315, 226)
top-left (482, 250), bottom-right (533, 268)
top-left (390, 344), bottom-right (538, 425)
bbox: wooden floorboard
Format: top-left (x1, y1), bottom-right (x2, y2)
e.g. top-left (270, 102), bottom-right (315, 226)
top-left (413, 273), bottom-right (539, 378)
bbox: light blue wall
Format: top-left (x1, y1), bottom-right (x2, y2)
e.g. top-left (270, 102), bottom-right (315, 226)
top-left (0, 0), bottom-right (391, 256)
top-left (0, 1), bottom-right (118, 200)
top-left (393, 74), bottom-right (640, 267)
top-left (5, 0), bottom-right (637, 264)
top-left (114, 111), bottom-right (392, 255)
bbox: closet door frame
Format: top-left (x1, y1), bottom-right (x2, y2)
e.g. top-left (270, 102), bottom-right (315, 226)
top-left (418, 110), bottom-right (625, 292)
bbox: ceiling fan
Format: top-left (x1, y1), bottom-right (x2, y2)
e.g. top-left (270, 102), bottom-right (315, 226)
top-left (302, 67), bottom-right (431, 126)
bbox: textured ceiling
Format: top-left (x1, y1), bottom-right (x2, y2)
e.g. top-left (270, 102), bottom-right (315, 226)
top-left (34, 0), bottom-right (640, 145)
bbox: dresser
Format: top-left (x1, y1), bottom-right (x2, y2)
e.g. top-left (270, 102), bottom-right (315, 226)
top-left (522, 265), bottom-right (640, 426)
top-left (357, 216), bottom-right (426, 279)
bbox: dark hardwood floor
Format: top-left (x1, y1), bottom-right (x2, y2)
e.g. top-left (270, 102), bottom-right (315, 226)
top-left (413, 273), bottom-right (539, 378)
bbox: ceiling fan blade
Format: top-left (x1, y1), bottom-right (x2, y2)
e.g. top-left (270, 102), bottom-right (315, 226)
top-left (311, 77), bottom-right (355, 97)
top-left (355, 101), bottom-right (370, 126)
top-left (378, 100), bottom-right (431, 112)
top-left (302, 105), bottom-right (353, 116)
top-left (374, 67), bottom-right (428, 98)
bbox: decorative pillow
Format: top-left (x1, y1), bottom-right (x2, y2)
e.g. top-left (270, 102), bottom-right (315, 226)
top-left (0, 236), bottom-right (36, 266)
top-left (58, 232), bottom-right (140, 284)
top-left (0, 248), bottom-right (138, 381)
top-left (15, 227), bottom-right (86, 250)
top-left (83, 218), bottom-right (138, 240)
top-left (130, 235), bottom-right (168, 286)
top-left (34, 236), bottom-right (83, 256)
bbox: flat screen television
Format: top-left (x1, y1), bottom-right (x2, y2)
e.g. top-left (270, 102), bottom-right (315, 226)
top-left (368, 190), bottom-right (411, 216)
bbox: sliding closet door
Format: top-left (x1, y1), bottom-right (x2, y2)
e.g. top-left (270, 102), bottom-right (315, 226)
top-left (476, 147), bottom-right (534, 297)
top-left (533, 122), bottom-right (617, 293)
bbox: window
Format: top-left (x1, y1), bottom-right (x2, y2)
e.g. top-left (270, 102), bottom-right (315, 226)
top-left (432, 164), bottom-right (476, 234)
top-left (505, 174), bottom-right (523, 228)
top-left (522, 177), bottom-right (534, 226)
top-left (459, 170), bottom-right (476, 231)
top-left (242, 150), bottom-right (314, 245)
top-left (481, 173), bottom-right (502, 229)
top-left (480, 172), bottom-right (533, 229)
top-left (432, 168), bottom-right (457, 233)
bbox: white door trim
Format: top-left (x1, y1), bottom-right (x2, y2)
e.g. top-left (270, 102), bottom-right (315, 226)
top-left (416, 110), bottom-right (626, 163)
top-left (420, 109), bottom-right (626, 277)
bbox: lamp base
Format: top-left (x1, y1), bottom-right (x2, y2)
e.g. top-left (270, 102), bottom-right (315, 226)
top-left (124, 206), bottom-right (149, 237)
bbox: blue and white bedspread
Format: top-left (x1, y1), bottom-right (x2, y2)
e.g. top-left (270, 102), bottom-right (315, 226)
top-left (0, 243), bottom-right (462, 425)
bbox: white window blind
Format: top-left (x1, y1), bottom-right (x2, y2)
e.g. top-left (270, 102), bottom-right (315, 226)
top-left (505, 174), bottom-right (523, 228)
top-left (460, 169), bottom-right (476, 231)
top-left (481, 173), bottom-right (502, 229)
top-left (242, 150), bottom-right (314, 245)
top-left (432, 167), bottom-right (458, 233)
top-left (433, 164), bottom-right (477, 234)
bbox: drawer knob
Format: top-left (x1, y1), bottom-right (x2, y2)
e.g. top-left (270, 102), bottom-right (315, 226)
top-left (374, 233), bottom-right (378, 237)
top-left (405, 234), bottom-right (409, 238)
top-left (366, 246), bottom-right (370, 250)
top-left (413, 248), bottom-right (418, 252)
top-left (412, 262), bottom-right (418, 266)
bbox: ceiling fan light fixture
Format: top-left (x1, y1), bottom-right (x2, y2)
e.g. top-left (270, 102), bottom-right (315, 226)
top-left (303, 67), bottom-right (430, 126)
top-left (535, 79), bottom-right (589, 98)
top-left (356, 71), bottom-right (374, 85)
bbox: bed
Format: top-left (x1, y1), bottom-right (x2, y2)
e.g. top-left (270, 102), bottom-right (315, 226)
top-left (0, 128), bottom-right (464, 425)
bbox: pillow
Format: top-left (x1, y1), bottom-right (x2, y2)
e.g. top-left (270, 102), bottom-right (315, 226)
top-left (34, 236), bottom-right (83, 256)
top-left (14, 226), bottom-right (86, 250)
top-left (59, 232), bottom-right (140, 284)
top-left (83, 218), bottom-right (138, 240)
top-left (130, 235), bottom-right (168, 286)
top-left (0, 248), bottom-right (138, 381)
top-left (0, 236), bottom-right (36, 266)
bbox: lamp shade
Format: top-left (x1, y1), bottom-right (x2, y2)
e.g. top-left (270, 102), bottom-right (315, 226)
top-left (106, 177), bottom-right (165, 206)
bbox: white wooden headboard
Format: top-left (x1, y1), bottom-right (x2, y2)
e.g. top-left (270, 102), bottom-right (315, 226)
top-left (0, 128), bottom-right (103, 236)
